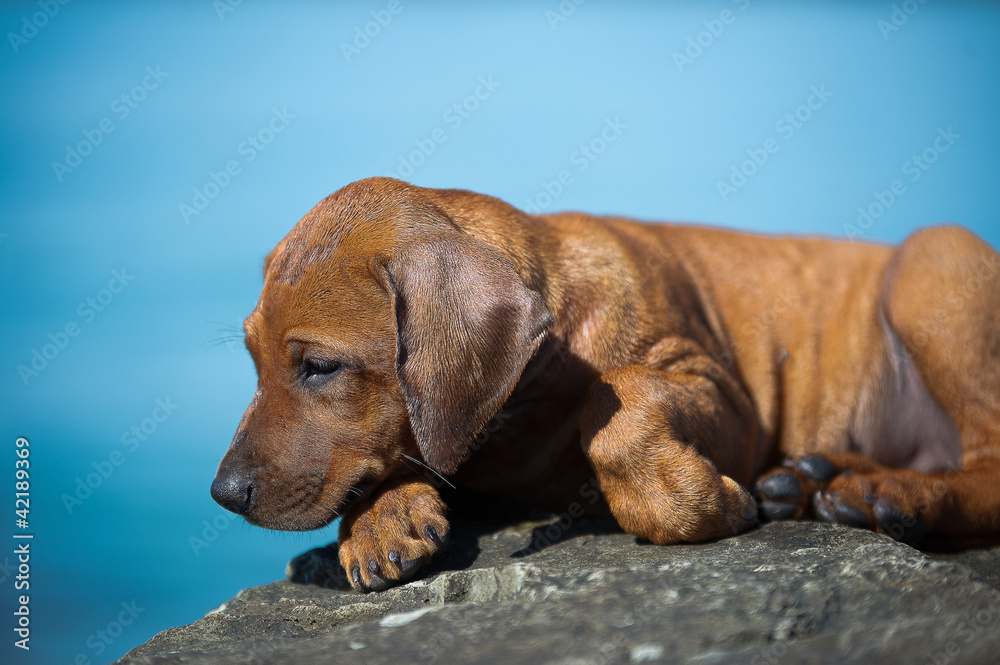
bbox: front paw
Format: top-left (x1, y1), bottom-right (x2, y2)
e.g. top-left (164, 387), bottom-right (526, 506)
top-left (338, 476), bottom-right (450, 592)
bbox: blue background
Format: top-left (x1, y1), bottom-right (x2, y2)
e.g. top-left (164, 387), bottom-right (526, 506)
top-left (1, 1), bottom-right (998, 663)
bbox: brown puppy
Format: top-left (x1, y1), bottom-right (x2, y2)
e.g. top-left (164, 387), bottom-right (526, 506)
top-left (211, 177), bottom-right (1000, 592)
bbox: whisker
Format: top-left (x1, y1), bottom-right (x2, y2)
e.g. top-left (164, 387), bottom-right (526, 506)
top-left (202, 336), bottom-right (244, 350)
top-left (202, 320), bottom-right (245, 332)
top-left (402, 453), bottom-right (455, 489)
top-left (200, 321), bottom-right (247, 351)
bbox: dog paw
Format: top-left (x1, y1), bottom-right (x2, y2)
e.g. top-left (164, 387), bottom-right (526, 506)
top-left (338, 477), bottom-right (449, 592)
top-left (753, 455), bottom-right (834, 521)
top-left (754, 454), bottom-right (929, 545)
top-left (818, 472), bottom-right (927, 545)
top-left (812, 490), bottom-right (875, 529)
top-left (716, 476), bottom-right (760, 537)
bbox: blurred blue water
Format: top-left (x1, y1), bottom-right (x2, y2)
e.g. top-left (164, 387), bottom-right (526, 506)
top-left (0, 1), bottom-right (997, 663)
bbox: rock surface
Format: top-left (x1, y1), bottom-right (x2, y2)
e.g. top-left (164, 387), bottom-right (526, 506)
top-left (118, 518), bottom-right (1000, 665)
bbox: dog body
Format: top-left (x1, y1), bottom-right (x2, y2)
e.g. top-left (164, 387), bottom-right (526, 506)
top-left (212, 178), bottom-right (1000, 591)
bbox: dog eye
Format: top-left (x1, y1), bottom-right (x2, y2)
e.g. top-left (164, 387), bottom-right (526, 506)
top-left (301, 358), bottom-right (342, 385)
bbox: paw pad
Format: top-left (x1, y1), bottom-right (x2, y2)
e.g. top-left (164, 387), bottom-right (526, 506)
top-left (752, 472), bottom-right (804, 522)
top-left (793, 455), bottom-right (836, 483)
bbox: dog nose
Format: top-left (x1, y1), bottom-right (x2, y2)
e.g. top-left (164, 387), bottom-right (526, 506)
top-left (211, 469), bottom-right (255, 514)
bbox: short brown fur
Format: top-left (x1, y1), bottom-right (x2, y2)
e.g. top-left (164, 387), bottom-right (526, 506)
top-left (212, 177), bottom-right (1000, 591)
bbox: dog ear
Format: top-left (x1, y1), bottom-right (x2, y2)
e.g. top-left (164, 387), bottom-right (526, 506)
top-left (382, 234), bottom-right (553, 475)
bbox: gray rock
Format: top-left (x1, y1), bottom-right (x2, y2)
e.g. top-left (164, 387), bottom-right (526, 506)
top-left (118, 518), bottom-right (1000, 665)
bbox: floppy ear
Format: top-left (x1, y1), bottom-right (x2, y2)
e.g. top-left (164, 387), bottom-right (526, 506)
top-left (383, 234), bottom-right (553, 474)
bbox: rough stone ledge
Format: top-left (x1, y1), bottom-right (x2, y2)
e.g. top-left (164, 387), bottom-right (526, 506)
top-left (117, 518), bottom-right (1000, 665)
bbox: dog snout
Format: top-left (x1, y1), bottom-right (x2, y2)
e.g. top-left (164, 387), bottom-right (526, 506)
top-left (211, 467), bottom-right (256, 515)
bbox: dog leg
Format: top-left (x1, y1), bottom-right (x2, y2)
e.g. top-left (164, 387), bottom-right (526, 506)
top-left (754, 453), bottom-right (1000, 546)
top-left (337, 475), bottom-right (450, 592)
top-left (758, 227), bottom-right (1000, 546)
top-left (579, 339), bottom-right (760, 544)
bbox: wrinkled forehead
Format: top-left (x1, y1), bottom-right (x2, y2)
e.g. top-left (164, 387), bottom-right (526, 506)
top-left (244, 254), bottom-right (390, 346)
top-left (266, 215), bottom-right (388, 287)
top-left (264, 183), bottom-right (446, 286)
top-left (243, 179), bottom-right (453, 351)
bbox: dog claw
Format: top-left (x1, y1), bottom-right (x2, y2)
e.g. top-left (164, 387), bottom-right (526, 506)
top-left (813, 491), bottom-right (872, 528)
top-left (424, 525), bottom-right (448, 548)
top-left (356, 559), bottom-right (393, 591)
top-left (386, 549), bottom-right (423, 579)
top-left (793, 455), bottom-right (836, 483)
top-left (873, 501), bottom-right (924, 545)
top-left (351, 566), bottom-right (364, 591)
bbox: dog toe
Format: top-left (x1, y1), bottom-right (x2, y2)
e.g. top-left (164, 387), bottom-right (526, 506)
top-left (398, 556), bottom-right (424, 579)
top-left (792, 455), bottom-right (837, 483)
top-left (337, 538), bottom-right (385, 592)
top-left (385, 549), bottom-right (424, 581)
top-left (813, 491), bottom-right (874, 528)
top-left (754, 471), bottom-right (803, 502)
top-left (753, 470), bottom-right (807, 521)
top-left (349, 564), bottom-right (368, 592)
top-left (364, 559), bottom-right (392, 591)
top-left (717, 476), bottom-right (759, 535)
top-left (423, 524), bottom-right (449, 548)
top-left (872, 500), bottom-right (924, 545)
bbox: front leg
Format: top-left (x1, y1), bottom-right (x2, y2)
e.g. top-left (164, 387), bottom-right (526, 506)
top-left (338, 474), bottom-right (450, 592)
top-left (580, 338), bottom-right (760, 544)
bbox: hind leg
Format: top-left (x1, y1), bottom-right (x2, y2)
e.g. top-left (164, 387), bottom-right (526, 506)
top-left (754, 452), bottom-right (944, 544)
top-left (757, 227), bottom-right (1000, 545)
top-left (755, 451), bottom-right (1000, 545)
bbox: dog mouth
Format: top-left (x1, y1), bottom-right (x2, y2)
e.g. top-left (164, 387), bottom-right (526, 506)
top-left (288, 472), bottom-right (383, 531)
top-left (239, 470), bottom-right (382, 532)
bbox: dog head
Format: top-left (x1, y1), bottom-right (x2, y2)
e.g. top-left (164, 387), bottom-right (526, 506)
top-left (210, 178), bottom-right (552, 530)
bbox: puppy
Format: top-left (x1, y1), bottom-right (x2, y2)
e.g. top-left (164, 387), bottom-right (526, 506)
top-left (212, 177), bottom-right (1000, 591)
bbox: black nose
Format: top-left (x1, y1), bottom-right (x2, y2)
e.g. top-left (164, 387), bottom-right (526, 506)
top-left (211, 468), bottom-right (255, 514)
